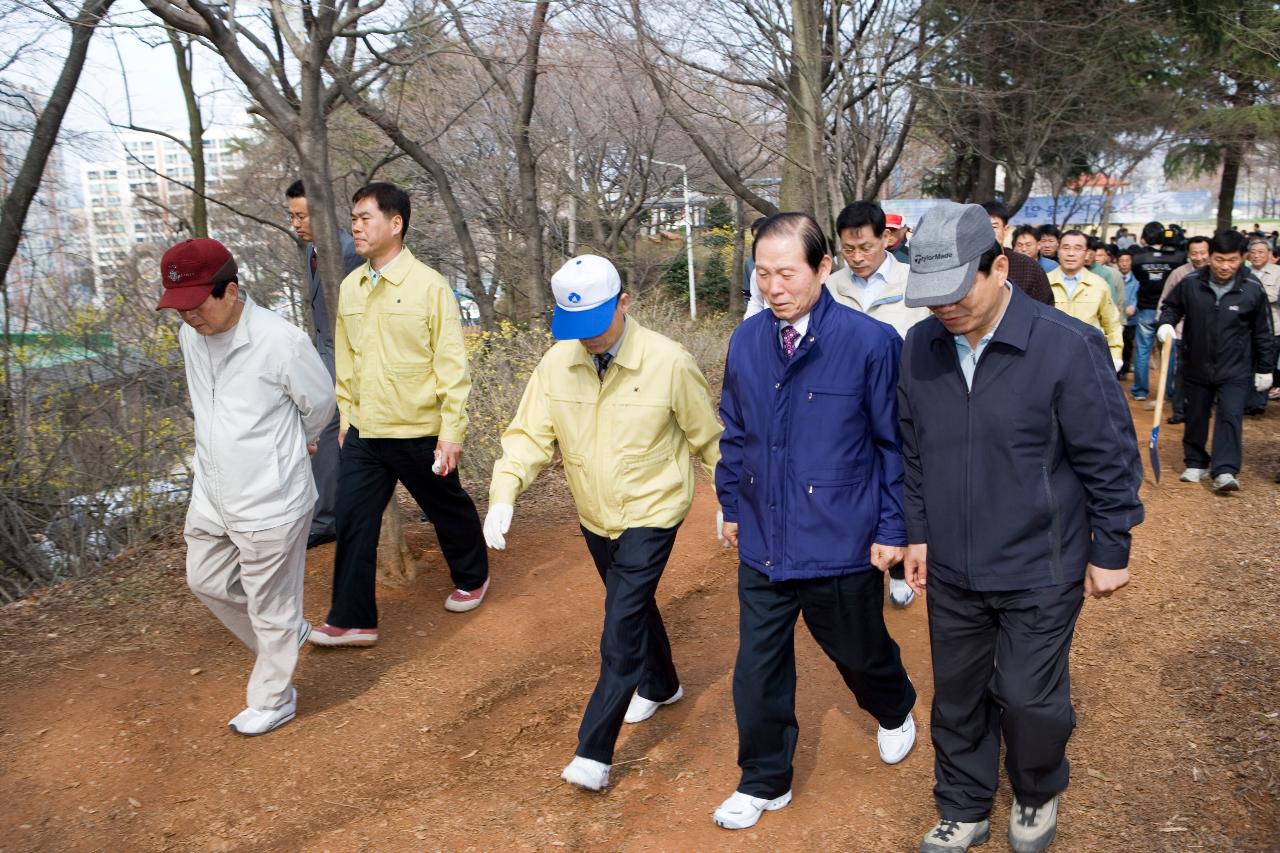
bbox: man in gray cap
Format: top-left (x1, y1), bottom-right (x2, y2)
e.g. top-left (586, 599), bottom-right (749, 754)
top-left (897, 202), bottom-right (1144, 853)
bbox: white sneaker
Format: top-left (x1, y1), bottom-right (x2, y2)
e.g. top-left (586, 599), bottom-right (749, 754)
top-left (713, 790), bottom-right (792, 830)
top-left (878, 712), bottom-right (916, 764)
top-left (920, 818), bottom-right (991, 851)
top-left (1179, 467), bottom-right (1207, 482)
top-left (228, 688), bottom-right (297, 736)
top-left (889, 577), bottom-right (916, 608)
top-left (623, 685), bottom-right (684, 724)
top-left (1212, 473), bottom-right (1239, 492)
top-left (561, 756), bottom-right (609, 791)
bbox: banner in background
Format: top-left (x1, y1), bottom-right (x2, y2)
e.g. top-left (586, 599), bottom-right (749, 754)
top-left (883, 191), bottom-right (1215, 229)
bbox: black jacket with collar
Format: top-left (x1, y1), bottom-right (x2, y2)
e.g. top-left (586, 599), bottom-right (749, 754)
top-left (1157, 265), bottom-right (1275, 385)
top-left (898, 285), bottom-right (1144, 592)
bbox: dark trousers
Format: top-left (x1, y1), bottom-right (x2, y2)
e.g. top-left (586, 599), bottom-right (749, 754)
top-left (326, 426), bottom-right (488, 628)
top-left (1183, 377), bottom-right (1250, 476)
top-left (576, 525), bottom-right (681, 764)
top-left (1119, 325), bottom-right (1136, 376)
top-left (928, 577), bottom-right (1083, 821)
top-left (308, 408), bottom-right (341, 538)
top-left (733, 564), bottom-right (916, 799)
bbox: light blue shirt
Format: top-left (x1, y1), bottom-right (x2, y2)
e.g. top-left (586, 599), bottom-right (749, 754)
top-left (1061, 273), bottom-right (1080, 299)
top-left (953, 286), bottom-right (1011, 390)
top-left (850, 254), bottom-right (896, 308)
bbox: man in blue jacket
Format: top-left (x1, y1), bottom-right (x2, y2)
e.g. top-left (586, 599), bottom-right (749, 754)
top-left (714, 212), bottom-right (917, 831)
top-left (898, 203), bottom-right (1144, 853)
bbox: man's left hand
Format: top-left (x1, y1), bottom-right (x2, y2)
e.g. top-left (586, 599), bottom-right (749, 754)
top-left (307, 442), bottom-right (318, 456)
top-left (1084, 564), bottom-right (1130, 599)
top-left (435, 440), bottom-right (463, 476)
top-left (870, 543), bottom-right (905, 572)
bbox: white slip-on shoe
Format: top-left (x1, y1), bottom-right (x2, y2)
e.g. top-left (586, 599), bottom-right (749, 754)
top-left (228, 688), bottom-right (297, 736)
top-left (878, 712), bottom-right (916, 764)
top-left (1211, 473), bottom-right (1240, 493)
top-left (1179, 467), bottom-right (1207, 483)
top-left (889, 577), bottom-right (916, 608)
top-left (624, 685), bottom-right (684, 724)
top-left (561, 756), bottom-right (610, 791)
top-left (713, 790), bottom-right (792, 830)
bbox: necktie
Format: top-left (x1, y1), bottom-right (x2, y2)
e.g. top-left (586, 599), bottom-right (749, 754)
top-left (309, 248), bottom-right (318, 277)
top-left (594, 352), bottom-right (613, 380)
top-left (782, 325), bottom-right (800, 360)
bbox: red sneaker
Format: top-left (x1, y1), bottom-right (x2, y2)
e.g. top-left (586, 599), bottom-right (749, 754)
top-left (308, 623), bottom-right (378, 647)
top-left (444, 578), bottom-right (490, 613)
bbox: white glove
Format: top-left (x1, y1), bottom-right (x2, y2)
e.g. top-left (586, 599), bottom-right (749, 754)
top-left (716, 509), bottom-right (725, 542)
top-left (1155, 324), bottom-right (1175, 344)
top-left (1112, 355), bottom-right (1123, 372)
top-left (1256, 373), bottom-right (1274, 393)
top-left (483, 503), bottom-right (513, 550)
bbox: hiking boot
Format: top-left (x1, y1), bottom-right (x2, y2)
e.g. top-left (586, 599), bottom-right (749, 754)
top-left (889, 577), bottom-right (916, 608)
top-left (444, 578), bottom-right (490, 612)
top-left (1178, 468), bottom-right (1206, 483)
top-left (1212, 473), bottom-right (1239, 493)
top-left (920, 818), bottom-right (990, 851)
top-left (1009, 795), bottom-right (1058, 853)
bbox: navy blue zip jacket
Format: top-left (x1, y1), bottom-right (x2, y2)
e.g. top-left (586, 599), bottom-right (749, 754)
top-left (898, 285), bottom-right (1144, 592)
top-left (716, 287), bottom-right (907, 581)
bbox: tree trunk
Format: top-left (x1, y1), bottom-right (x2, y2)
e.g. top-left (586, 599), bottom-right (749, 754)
top-left (730, 195), bottom-right (745, 316)
top-left (1216, 139), bottom-right (1243, 233)
top-left (375, 489), bottom-right (419, 586)
top-left (779, 0), bottom-right (825, 216)
top-left (0, 0), bottom-right (116, 296)
top-left (169, 32), bottom-right (207, 238)
top-left (514, 0), bottom-right (551, 324)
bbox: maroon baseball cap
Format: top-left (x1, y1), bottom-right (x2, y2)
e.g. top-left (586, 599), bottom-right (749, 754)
top-left (156, 238), bottom-right (238, 311)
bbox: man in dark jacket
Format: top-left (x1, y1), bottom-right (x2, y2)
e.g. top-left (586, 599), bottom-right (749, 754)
top-left (1129, 221), bottom-right (1186, 401)
top-left (979, 201), bottom-right (1054, 306)
top-left (286, 179), bottom-right (364, 548)
top-left (899, 202), bottom-right (1143, 853)
top-left (1157, 229), bottom-right (1274, 492)
top-left (714, 212), bottom-right (917, 831)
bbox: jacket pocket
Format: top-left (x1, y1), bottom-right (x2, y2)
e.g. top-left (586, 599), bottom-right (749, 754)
top-left (737, 466), bottom-right (767, 562)
top-left (561, 450), bottom-right (597, 522)
top-left (381, 309), bottom-right (433, 370)
top-left (793, 471), bottom-right (873, 567)
top-left (340, 309), bottom-right (365, 356)
top-left (620, 448), bottom-right (685, 521)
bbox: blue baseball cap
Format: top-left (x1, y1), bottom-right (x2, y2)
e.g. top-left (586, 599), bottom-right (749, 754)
top-left (550, 255), bottom-right (622, 340)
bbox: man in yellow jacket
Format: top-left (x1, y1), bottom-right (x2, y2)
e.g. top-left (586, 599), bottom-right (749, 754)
top-left (310, 183), bottom-right (489, 648)
top-left (1048, 230), bottom-right (1124, 368)
top-left (484, 255), bottom-right (723, 792)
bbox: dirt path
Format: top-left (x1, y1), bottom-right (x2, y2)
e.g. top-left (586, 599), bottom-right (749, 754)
top-left (1, 403), bottom-right (1278, 852)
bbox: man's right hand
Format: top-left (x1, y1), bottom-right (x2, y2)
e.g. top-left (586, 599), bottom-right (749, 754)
top-left (720, 520), bottom-right (739, 548)
top-left (904, 543), bottom-right (928, 595)
top-left (1125, 305), bottom-right (1136, 317)
top-left (1156, 324), bottom-right (1175, 344)
top-left (338, 429), bottom-right (347, 448)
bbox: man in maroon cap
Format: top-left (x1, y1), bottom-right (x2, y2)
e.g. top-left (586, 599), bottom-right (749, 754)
top-left (158, 238), bottom-right (335, 736)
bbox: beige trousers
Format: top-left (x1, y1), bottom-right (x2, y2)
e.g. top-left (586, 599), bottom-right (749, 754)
top-left (184, 507), bottom-right (311, 711)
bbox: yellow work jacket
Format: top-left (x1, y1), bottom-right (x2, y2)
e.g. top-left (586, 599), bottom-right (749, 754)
top-left (1048, 267), bottom-right (1124, 360)
top-left (334, 249), bottom-right (471, 443)
top-left (489, 319), bottom-right (723, 539)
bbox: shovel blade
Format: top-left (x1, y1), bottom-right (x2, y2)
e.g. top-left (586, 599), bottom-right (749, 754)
top-left (1148, 425), bottom-right (1162, 483)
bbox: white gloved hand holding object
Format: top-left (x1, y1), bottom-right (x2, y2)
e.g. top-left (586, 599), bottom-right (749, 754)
top-left (716, 509), bottom-right (725, 545)
top-left (431, 452), bottom-right (444, 475)
top-left (1112, 355), bottom-right (1123, 372)
top-left (483, 503), bottom-right (513, 550)
top-left (1256, 373), bottom-right (1274, 393)
top-left (1155, 324), bottom-right (1175, 344)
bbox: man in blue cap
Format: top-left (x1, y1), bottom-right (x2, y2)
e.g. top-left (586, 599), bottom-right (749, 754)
top-left (484, 255), bottom-right (723, 792)
top-left (898, 202), bottom-right (1144, 853)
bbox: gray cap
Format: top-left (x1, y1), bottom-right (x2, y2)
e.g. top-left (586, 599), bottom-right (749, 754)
top-left (904, 202), bottom-right (999, 307)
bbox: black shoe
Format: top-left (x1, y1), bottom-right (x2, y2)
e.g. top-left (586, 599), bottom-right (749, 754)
top-left (1274, 470), bottom-right (1280, 484)
top-left (1244, 407), bottom-right (1266, 416)
top-left (1167, 414), bottom-right (1184, 424)
top-left (307, 532), bottom-right (337, 549)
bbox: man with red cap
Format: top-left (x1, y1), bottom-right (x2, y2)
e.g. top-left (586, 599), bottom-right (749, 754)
top-left (158, 238), bottom-right (335, 736)
top-left (885, 212), bottom-right (911, 263)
